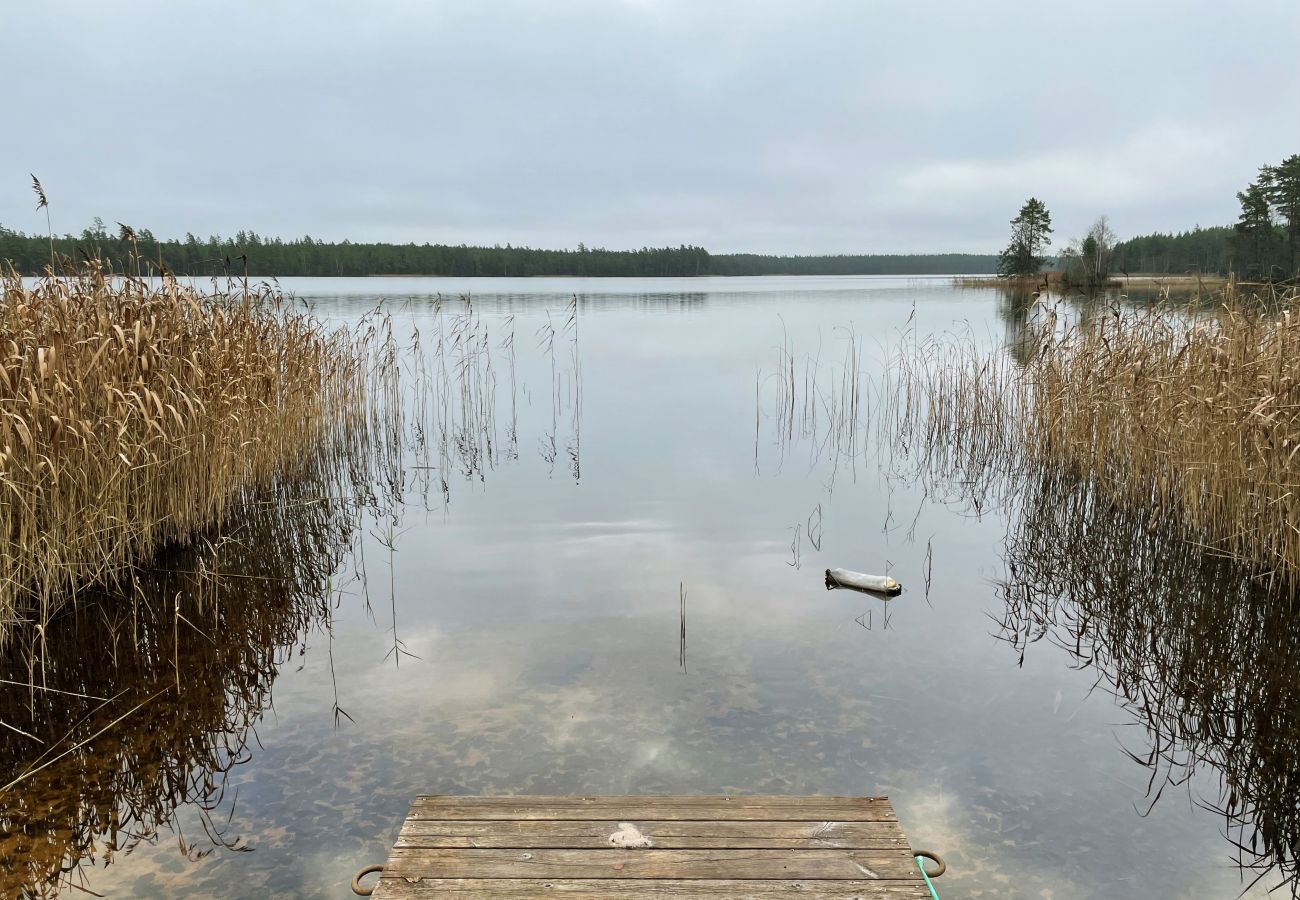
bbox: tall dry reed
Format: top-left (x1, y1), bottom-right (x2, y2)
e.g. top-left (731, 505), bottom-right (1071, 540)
top-left (1021, 287), bottom-right (1300, 589)
top-left (891, 286), bottom-right (1300, 586)
top-left (0, 262), bottom-right (374, 645)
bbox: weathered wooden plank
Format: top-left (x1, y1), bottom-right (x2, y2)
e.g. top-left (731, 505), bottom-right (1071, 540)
top-left (370, 796), bottom-right (932, 899)
top-left (413, 795), bottom-right (892, 807)
top-left (397, 819), bottom-right (909, 850)
top-left (409, 796), bottom-right (896, 822)
top-left (371, 878), bottom-right (932, 898)
top-left (381, 847), bottom-right (921, 880)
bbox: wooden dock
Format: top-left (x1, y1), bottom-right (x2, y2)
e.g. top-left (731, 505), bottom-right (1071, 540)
top-left (359, 795), bottom-right (939, 898)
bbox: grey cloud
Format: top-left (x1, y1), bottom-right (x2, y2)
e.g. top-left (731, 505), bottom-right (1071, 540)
top-left (2, 0), bottom-right (1296, 253)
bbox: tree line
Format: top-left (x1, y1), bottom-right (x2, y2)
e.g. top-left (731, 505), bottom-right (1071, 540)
top-left (710, 252), bottom-right (994, 275)
top-left (1110, 226), bottom-right (1234, 276)
top-left (996, 201), bottom-right (1230, 285)
top-left (0, 222), bottom-right (996, 278)
top-left (996, 153), bottom-right (1299, 282)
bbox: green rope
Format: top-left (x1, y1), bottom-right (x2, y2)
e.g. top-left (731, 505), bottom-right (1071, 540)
top-left (916, 854), bottom-right (941, 899)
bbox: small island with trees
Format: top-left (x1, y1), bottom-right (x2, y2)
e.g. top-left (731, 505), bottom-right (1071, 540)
top-left (991, 153), bottom-right (1300, 290)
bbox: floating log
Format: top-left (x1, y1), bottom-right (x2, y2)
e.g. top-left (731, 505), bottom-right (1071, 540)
top-left (825, 568), bottom-right (902, 596)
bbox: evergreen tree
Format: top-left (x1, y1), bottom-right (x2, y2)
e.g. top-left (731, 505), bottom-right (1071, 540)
top-left (997, 198), bottom-right (1053, 277)
top-left (1234, 182), bottom-right (1279, 277)
top-left (1261, 155), bottom-right (1300, 276)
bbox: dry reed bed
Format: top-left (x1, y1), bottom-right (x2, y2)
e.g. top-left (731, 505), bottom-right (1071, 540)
top-left (1020, 288), bottom-right (1300, 588)
top-left (893, 287), bottom-right (1300, 585)
top-left (0, 264), bottom-right (379, 645)
top-left (864, 293), bottom-right (1300, 890)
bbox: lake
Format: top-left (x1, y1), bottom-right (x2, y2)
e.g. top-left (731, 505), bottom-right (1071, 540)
top-left (0, 275), bottom-right (1279, 899)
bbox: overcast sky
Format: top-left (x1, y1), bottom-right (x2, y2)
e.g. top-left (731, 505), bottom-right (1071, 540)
top-left (2, 0), bottom-right (1297, 254)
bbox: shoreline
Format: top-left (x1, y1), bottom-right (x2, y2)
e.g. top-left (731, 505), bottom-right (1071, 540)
top-left (954, 273), bottom-right (1231, 290)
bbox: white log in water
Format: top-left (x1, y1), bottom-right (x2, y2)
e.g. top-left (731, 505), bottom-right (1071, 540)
top-left (825, 568), bottom-right (902, 595)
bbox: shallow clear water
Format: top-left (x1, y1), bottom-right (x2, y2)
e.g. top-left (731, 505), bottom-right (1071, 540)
top-left (1, 276), bottom-right (1276, 898)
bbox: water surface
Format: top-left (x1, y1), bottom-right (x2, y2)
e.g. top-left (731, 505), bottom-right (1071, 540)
top-left (1, 275), bottom-right (1278, 899)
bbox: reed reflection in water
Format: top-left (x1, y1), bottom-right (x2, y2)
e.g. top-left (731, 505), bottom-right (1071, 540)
top-left (0, 453), bottom-right (364, 898)
top-left (995, 466), bottom-right (1300, 895)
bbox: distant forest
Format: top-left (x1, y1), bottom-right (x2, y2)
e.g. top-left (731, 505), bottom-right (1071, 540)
top-left (1109, 226), bottom-right (1236, 276)
top-left (0, 223), bottom-right (995, 277)
top-left (1108, 222), bottom-right (1295, 277)
top-left (0, 220), bottom-right (1275, 279)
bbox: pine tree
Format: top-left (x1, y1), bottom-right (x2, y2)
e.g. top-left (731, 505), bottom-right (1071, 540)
top-left (997, 198), bottom-right (1053, 277)
top-left (1234, 182), bottom-right (1277, 276)
top-left (1261, 155), bottom-right (1300, 276)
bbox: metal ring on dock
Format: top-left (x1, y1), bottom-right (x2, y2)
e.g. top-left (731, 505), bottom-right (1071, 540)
top-left (351, 864), bottom-right (384, 895)
top-left (914, 849), bottom-right (946, 877)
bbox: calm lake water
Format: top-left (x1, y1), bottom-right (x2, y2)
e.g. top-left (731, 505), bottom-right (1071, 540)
top-left (1, 275), bottom-right (1282, 898)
